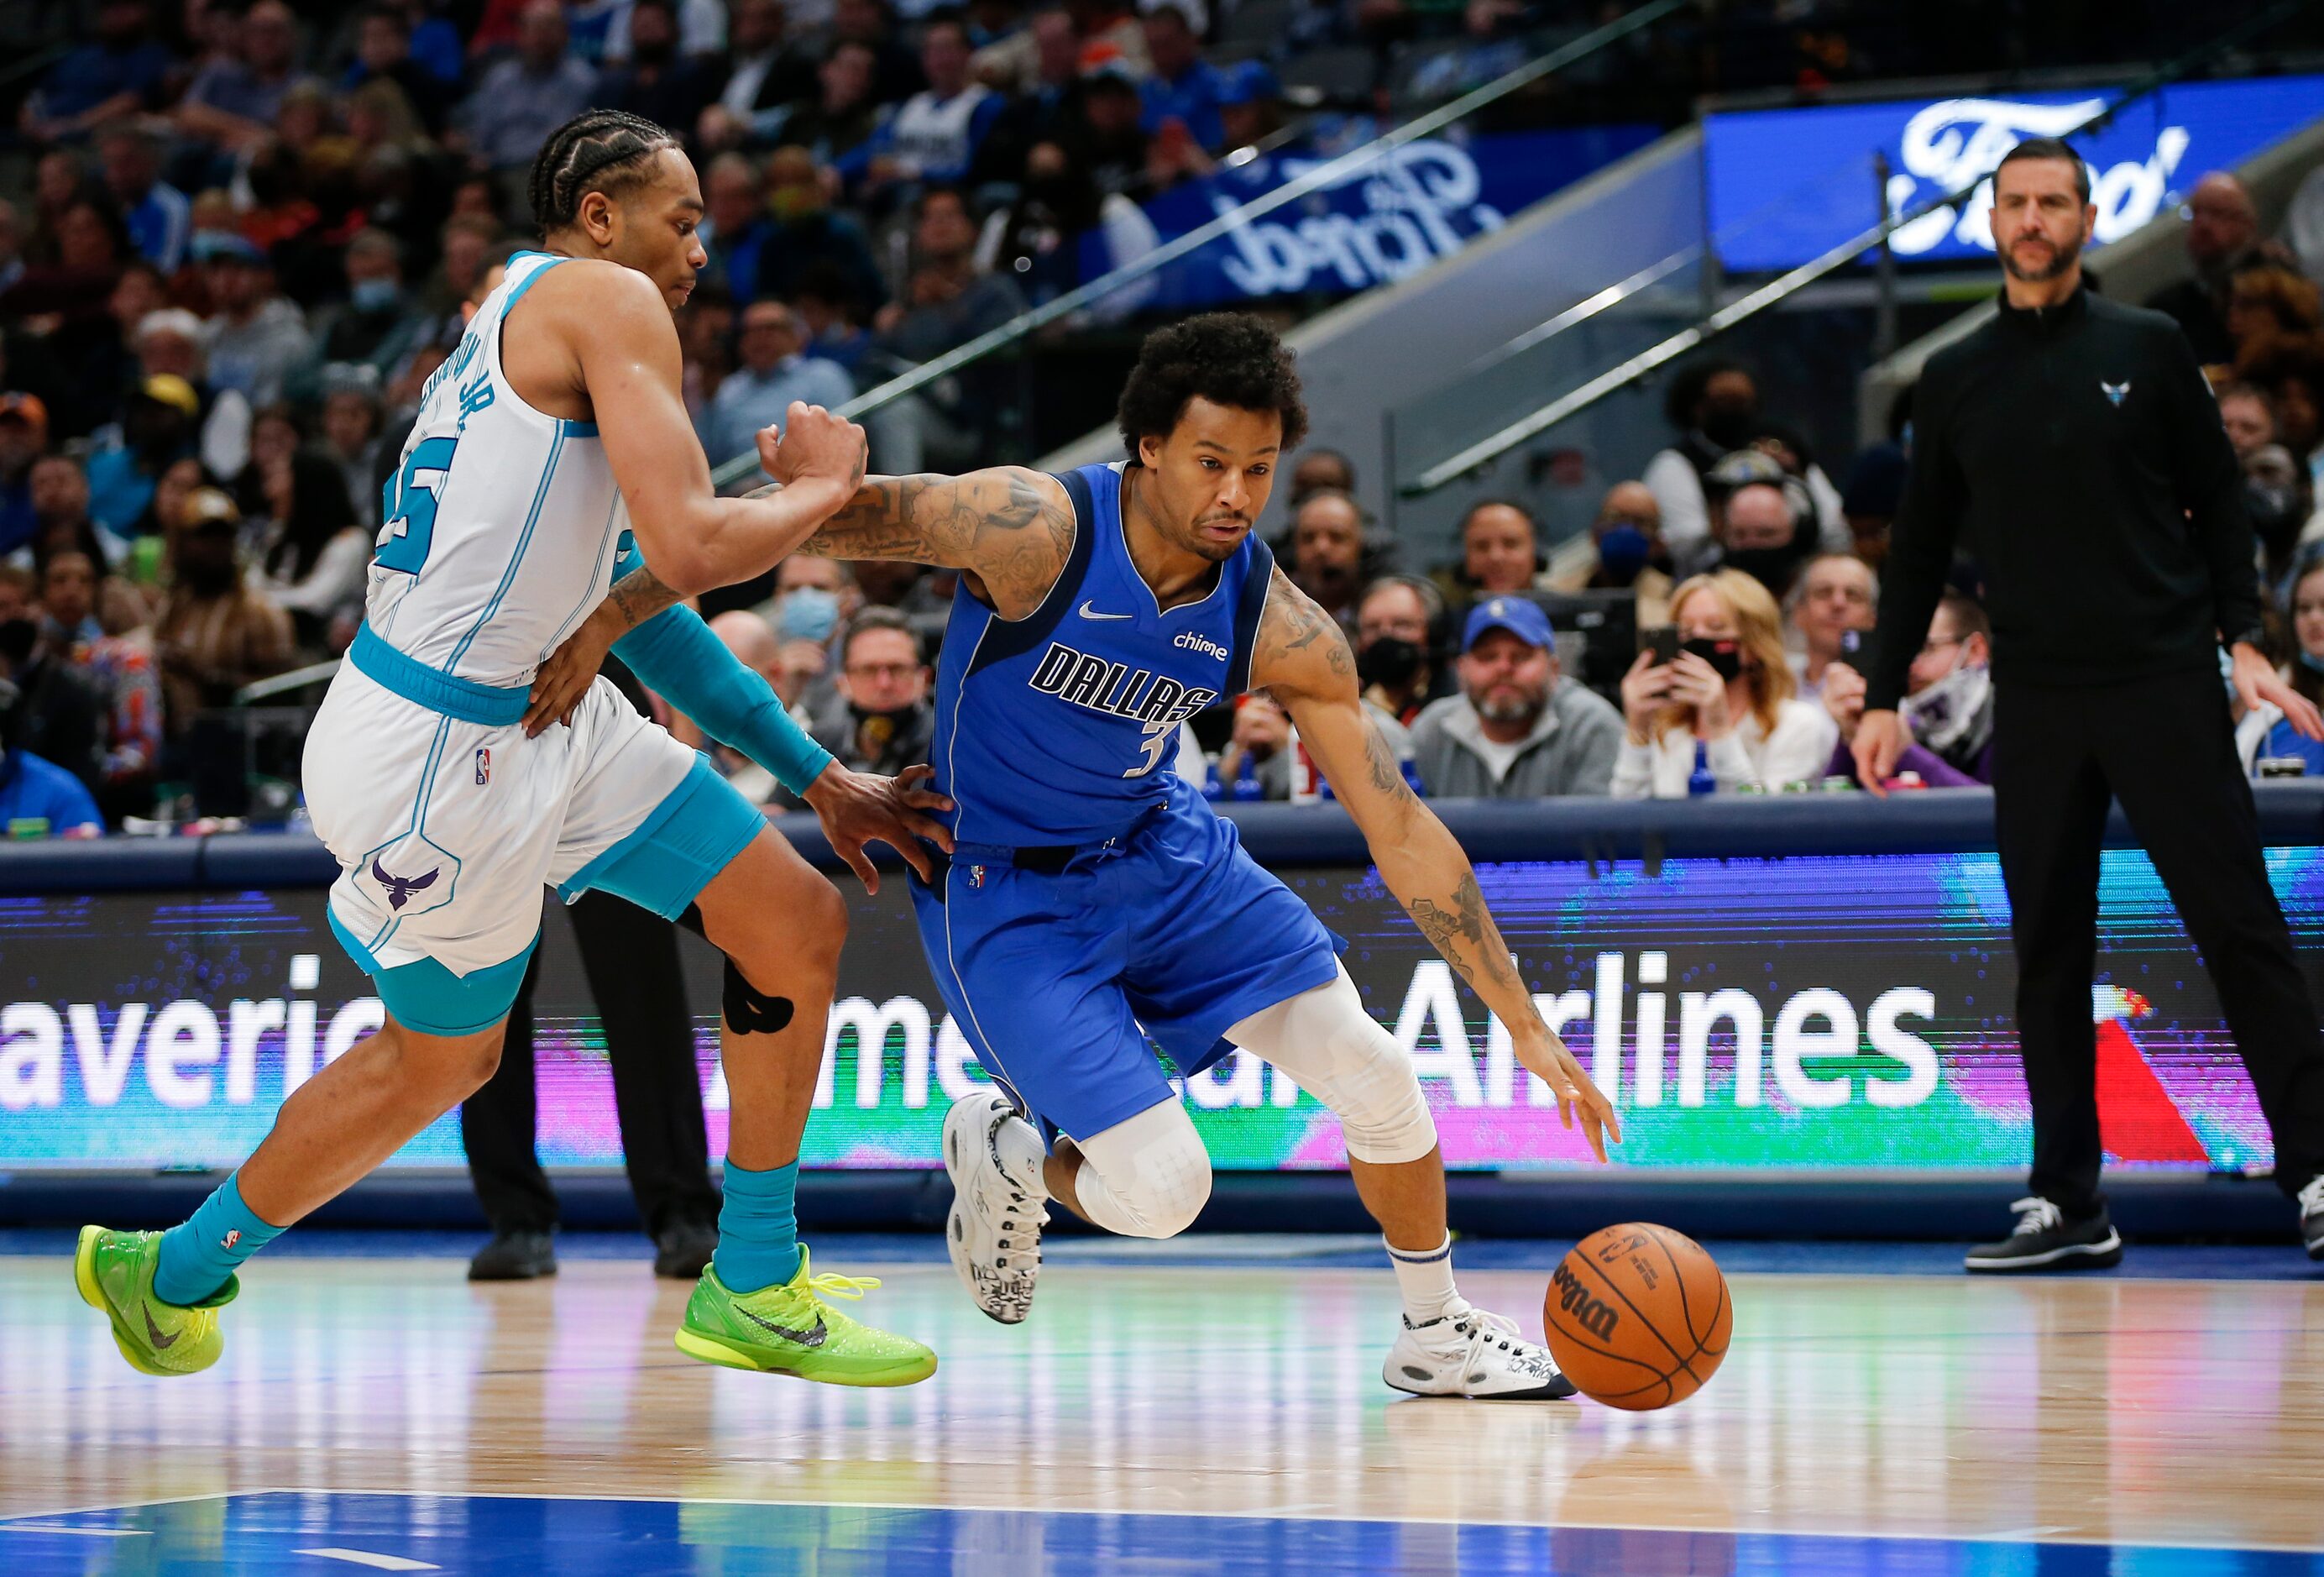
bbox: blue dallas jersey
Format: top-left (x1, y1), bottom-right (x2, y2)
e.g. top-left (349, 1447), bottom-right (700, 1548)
top-left (932, 461), bottom-right (1274, 846)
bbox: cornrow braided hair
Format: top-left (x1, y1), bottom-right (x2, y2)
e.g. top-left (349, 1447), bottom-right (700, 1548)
top-left (527, 110), bottom-right (683, 237)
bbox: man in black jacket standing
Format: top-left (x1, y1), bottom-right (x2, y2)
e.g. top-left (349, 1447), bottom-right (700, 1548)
top-left (1856, 139), bottom-right (2324, 1271)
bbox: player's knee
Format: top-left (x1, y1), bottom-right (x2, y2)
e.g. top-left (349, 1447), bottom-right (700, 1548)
top-left (1081, 1110), bottom-right (1212, 1239)
top-left (1248, 972), bottom-right (1437, 1166)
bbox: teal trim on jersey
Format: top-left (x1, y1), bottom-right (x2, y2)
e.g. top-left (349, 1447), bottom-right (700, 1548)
top-left (328, 909), bottom-right (536, 1037)
top-left (561, 419), bottom-right (599, 437)
top-left (555, 753), bottom-right (766, 919)
top-left (448, 425), bottom-right (565, 671)
top-left (351, 626), bottom-right (530, 726)
top-left (500, 252), bottom-right (563, 313)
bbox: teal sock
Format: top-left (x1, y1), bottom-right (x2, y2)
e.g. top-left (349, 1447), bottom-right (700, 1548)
top-left (154, 1174), bottom-right (284, 1306)
top-left (714, 1159), bottom-right (801, 1294)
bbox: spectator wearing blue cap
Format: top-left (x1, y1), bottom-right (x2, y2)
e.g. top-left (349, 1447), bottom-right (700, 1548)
top-left (1138, 3), bottom-right (1230, 153)
top-left (1217, 60), bottom-right (1282, 154)
top-left (1409, 595), bottom-right (1623, 799)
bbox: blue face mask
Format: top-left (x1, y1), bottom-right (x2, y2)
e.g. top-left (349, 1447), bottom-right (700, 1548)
top-left (1596, 523), bottom-right (1651, 584)
top-left (777, 585), bottom-right (840, 644)
top-left (350, 277), bottom-right (400, 313)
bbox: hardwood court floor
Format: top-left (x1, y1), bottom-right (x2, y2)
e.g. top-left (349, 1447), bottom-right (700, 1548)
top-left (3, 1242), bottom-right (2322, 1572)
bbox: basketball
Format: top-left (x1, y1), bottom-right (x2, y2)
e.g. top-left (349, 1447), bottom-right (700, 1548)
top-left (1543, 1223), bottom-right (1731, 1411)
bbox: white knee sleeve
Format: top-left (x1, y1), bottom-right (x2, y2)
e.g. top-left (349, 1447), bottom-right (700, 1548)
top-left (1070, 1099), bottom-right (1212, 1239)
top-left (1228, 961), bottom-right (1437, 1165)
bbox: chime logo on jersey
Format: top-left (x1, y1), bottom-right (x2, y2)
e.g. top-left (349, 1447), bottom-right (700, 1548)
top-left (1027, 639), bottom-right (1221, 727)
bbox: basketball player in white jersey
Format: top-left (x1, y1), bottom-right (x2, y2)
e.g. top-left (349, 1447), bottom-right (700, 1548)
top-left (74, 111), bottom-right (944, 1388)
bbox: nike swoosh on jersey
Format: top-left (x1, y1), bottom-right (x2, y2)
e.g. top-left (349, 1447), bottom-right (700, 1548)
top-left (1077, 601), bottom-right (1132, 621)
top-left (737, 1305), bottom-right (828, 1347)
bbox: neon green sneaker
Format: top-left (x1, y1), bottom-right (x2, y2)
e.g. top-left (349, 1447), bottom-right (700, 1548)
top-left (674, 1245), bottom-right (937, 1387)
top-left (73, 1226), bottom-right (237, 1377)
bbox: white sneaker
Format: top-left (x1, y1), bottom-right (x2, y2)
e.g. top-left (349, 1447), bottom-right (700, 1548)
top-left (942, 1090), bottom-right (1048, 1325)
top-left (1383, 1302), bottom-right (1577, 1401)
top-left (2299, 1175), bottom-right (2324, 1261)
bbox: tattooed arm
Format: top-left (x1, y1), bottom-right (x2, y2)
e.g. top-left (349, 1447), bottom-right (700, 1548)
top-left (782, 466), bottom-right (1076, 621)
top-left (1251, 568), bottom-right (1621, 1159)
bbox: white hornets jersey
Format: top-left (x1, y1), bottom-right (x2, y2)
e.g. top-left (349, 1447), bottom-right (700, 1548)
top-left (364, 251), bottom-right (631, 686)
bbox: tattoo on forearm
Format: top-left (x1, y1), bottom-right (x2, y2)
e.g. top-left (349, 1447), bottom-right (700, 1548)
top-left (606, 564), bottom-right (682, 632)
top-left (1405, 872), bottom-right (1524, 997)
top-left (796, 468), bottom-right (1071, 616)
top-left (1364, 720), bottom-right (1418, 805)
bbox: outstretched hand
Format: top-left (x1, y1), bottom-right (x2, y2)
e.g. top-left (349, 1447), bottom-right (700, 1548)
top-left (802, 762), bottom-right (955, 893)
top-left (1512, 1025), bottom-right (1622, 1162)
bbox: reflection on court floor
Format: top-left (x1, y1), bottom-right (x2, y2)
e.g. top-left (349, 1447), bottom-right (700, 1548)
top-left (3, 1244), bottom-right (2321, 1572)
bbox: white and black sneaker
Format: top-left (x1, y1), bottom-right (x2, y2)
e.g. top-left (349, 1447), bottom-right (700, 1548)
top-left (2298, 1176), bottom-right (2324, 1261)
top-left (1963, 1197), bottom-right (2123, 1273)
top-left (942, 1090), bottom-right (1048, 1324)
top-left (1383, 1303), bottom-right (1577, 1401)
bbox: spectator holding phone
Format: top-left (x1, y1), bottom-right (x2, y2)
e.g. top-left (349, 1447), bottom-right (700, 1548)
top-left (1612, 568), bottom-right (1835, 797)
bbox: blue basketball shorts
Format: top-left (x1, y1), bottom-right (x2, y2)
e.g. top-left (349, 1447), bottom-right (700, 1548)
top-left (908, 799), bottom-right (1344, 1142)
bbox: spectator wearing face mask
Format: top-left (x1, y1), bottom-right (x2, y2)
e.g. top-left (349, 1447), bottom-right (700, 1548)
top-left (1894, 592), bottom-right (1997, 783)
top-left (1547, 480), bottom-right (1672, 626)
top-left (1699, 464), bottom-right (1816, 597)
top-left (1353, 574), bottom-right (1448, 728)
top-left (1644, 358), bottom-right (1847, 570)
top-left (1613, 568), bottom-right (1837, 797)
top-left (749, 553), bottom-right (859, 718)
top-left (1410, 596), bottom-right (1621, 799)
top-left (1786, 552), bottom-right (1876, 702)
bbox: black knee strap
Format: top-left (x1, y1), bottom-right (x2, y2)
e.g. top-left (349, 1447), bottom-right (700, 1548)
top-left (723, 960), bottom-right (794, 1035)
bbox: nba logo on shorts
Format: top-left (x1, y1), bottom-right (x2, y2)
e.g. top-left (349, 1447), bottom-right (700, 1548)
top-left (968, 864), bottom-right (987, 888)
top-left (474, 748), bottom-right (490, 786)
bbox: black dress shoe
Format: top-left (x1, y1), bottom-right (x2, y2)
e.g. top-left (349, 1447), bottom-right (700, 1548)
top-left (1963, 1197), bottom-right (2122, 1273)
top-left (654, 1220), bottom-right (719, 1279)
top-left (468, 1230), bottom-right (557, 1281)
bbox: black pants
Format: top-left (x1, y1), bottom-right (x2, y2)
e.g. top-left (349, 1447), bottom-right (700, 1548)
top-left (1992, 666), bottom-right (2324, 1215)
top-left (459, 891), bottom-right (720, 1238)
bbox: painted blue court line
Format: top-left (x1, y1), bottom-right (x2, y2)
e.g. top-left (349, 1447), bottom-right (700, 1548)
top-left (3, 1492), bottom-right (2320, 1576)
top-left (3, 1230), bottom-right (2318, 1279)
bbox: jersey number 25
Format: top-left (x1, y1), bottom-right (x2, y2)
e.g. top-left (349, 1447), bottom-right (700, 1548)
top-left (376, 436), bottom-right (457, 575)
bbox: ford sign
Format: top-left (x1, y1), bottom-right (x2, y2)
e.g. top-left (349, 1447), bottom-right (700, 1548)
top-left (1703, 75), bottom-right (2324, 273)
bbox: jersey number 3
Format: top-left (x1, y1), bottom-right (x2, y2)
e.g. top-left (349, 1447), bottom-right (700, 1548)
top-left (376, 436), bottom-right (457, 575)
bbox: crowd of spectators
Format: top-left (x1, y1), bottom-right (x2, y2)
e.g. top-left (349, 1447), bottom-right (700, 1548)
top-left (4, 0), bottom-right (2324, 830)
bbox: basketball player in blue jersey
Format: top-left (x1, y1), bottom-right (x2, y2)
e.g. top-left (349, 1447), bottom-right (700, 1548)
top-left (71, 112), bottom-right (945, 1387)
top-left (543, 314), bottom-right (1623, 1399)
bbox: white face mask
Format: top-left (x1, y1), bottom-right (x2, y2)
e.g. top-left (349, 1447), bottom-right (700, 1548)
top-left (1903, 653), bottom-right (1991, 755)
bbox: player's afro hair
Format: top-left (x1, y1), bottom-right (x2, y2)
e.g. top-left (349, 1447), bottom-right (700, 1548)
top-left (1117, 313), bottom-right (1307, 463)
top-left (528, 109), bottom-right (683, 237)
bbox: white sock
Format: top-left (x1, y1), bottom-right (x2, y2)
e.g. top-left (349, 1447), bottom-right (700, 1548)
top-left (993, 1112), bottom-right (1050, 1197)
top-left (1385, 1234), bottom-right (1462, 1327)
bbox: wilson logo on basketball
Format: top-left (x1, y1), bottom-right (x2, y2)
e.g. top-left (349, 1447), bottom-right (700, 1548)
top-left (1549, 1261), bottom-right (1620, 1341)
